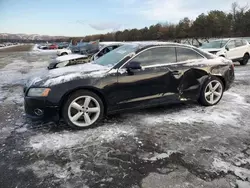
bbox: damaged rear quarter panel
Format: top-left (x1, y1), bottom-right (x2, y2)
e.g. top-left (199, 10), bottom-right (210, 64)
top-left (177, 62), bottom-right (231, 101)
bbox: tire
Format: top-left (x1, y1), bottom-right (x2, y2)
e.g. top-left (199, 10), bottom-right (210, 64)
top-left (62, 90), bottom-right (104, 129)
top-left (198, 76), bottom-right (224, 106)
top-left (239, 53), bottom-right (249, 65)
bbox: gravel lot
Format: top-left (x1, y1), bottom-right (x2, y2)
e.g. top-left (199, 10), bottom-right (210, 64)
top-left (0, 47), bottom-right (250, 188)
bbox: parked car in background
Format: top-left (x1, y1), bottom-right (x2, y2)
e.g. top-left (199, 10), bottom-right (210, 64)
top-left (49, 44), bottom-right (58, 49)
top-left (24, 42), bottom-right (234, 129)
top-left (48, 54), bottom-right (90, 69)
top-left (57, 48), bottom-right (72, 56)
top-left (90, 43), bottom-right (124, 61)
top-left (51, 43), bottom-right (124, 69)
top-left (58, 42), bottom-right (69, 49)
top-left (200, 38), bottom-right (250, 65)
top-left (57, 40), bottom-right (100, 56)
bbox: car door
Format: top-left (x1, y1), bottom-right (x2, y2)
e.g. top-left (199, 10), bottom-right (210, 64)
top-left (173, 47), bottom-right (206, 99)
top-left (112, 46), bottom-right (179, 109)
top-left (225, 40), bottom-right (237, 60)
top-left (235, 39), bottom-right (246, 58)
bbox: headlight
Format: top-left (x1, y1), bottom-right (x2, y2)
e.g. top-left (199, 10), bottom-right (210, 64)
top-left (27, 88), bottom-right (51, 97)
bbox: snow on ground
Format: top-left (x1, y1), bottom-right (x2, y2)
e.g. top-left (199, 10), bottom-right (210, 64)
top-left (29, 124), bottom-right (136, 153)
top-left (213, 158), bottom-right (250, 180)
top-left (0, 56), bottom-right (51, 104)
top-left (0, 44), bottom-right (23, 49)
top-left (139, 91), bottom-right (249, 128)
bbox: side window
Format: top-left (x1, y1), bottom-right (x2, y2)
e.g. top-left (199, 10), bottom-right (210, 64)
top-left (103, 47), bottom-right (111, 54)
top-left (128, 47), bottom-right (176, 67)
top-left (176, 47), bottom-right (204, 62)
top-left (112, 45), bottom-right (120, 50)
top-left (107, 46), bottom-right (115, 51)
top-left (226, 40), bottom-right (236, 49)
top-left (235, 39), bottom-right (243, 47)
top-left (96, 47), bottom-right (107, 58)
top-left (242, 40), bottom-right (247, 46)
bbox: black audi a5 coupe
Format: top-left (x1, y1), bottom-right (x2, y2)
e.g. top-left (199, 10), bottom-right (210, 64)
top-left (24, 42), bottom-right (235, 129)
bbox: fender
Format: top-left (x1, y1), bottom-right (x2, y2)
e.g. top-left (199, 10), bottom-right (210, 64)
top-left (178, 68), bottom-right (210, 101)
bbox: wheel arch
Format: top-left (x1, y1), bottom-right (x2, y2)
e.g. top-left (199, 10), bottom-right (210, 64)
top-left (214, 75), bottom-right (226, 90)
top-left (61, 52), bottom-right (68, 55)
top-left (244, 52), bottom-right (250, 56)
top-left (59, 86), bottom-right (108, 116)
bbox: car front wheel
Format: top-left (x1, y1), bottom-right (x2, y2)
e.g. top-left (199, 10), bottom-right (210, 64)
top-left (199, 77), bottom-right (224, 106)
top-left (62, 90), bottom-right (104, 129)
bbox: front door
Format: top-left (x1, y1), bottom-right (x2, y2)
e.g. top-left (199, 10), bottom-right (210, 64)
top-left (112, 47), bottom-right (179, 109)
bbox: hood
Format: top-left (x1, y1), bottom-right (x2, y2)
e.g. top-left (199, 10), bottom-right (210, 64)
top-left (26, 63), bottom-right (110, 87)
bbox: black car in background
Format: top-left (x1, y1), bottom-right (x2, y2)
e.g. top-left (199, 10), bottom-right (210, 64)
top-left (24, 42), bottom-right (235, 129)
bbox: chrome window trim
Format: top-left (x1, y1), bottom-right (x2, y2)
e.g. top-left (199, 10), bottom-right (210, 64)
top-left (117, 45), bottom-right (206, 71)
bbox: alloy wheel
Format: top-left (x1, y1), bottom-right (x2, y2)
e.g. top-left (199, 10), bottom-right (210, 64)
top-left (204, 80), bottom-right (223, 105)
top-left (68, 95), bottom-right (101, 127)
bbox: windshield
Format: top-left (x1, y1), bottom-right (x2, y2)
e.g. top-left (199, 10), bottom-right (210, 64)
top-left (200, 40), bottom-right (229, 49)
top-left (93, 44), bottom-right (139, 66)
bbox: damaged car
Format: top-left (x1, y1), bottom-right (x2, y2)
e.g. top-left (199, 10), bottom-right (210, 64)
top-left (49, 43), bottom-right (124, 69)
top-left (47, 54), bottom-right (91, 69)
top-left (24, 42), bottom-right (235, 129)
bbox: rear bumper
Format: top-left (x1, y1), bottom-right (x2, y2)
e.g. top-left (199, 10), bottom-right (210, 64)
top-left (24, 97), bottom-right (59, 121)
top-left (224, 65), bottom-right (235, 91)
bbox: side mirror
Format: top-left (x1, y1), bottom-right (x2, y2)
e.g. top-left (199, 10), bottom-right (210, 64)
top-left (125, 61), bottom-right (142, 70)
top-left (225, 46), bottom-right (229, 51)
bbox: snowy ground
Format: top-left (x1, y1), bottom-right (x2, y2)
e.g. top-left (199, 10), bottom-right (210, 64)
top-left (0, 50), bottom-right (250, 188)
top-left (0, 44), bottom-right (23, 50)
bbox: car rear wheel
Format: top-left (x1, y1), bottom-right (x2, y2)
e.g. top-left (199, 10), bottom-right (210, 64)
top-left (199, 77), bottom-right (224, 106)
top-left (239, 53), bottom-right (249, 65)
top-left (62, 90), bottom-right (104, 129)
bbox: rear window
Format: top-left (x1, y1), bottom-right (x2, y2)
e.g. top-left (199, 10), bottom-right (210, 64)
top-left (242, 40), bottom-right (248, 45)
top-left (235, 39), bottom-right (243, 47)
top-left (176, 47), bottom-right (204, 62)
top-left (195, 48), bottom-right (216, 59)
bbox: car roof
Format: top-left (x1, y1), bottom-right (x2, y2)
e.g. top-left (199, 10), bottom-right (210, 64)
top-left (210, 38), bottom-right (248, 42)
top-left (125, 41), bottom-right (196, 50)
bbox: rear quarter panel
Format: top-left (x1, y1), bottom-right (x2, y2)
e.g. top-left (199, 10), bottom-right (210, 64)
top-left (178, 58), bottom-right (234, 100)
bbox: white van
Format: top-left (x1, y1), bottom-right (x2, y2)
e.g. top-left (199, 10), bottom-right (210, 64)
top-left (200, 38), bottom-right (250, 65)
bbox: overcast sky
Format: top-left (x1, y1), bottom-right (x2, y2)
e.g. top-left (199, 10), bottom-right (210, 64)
top-left (0, 0), bottom-right (248, 36)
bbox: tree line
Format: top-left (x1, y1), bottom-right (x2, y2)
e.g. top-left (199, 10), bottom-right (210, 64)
top-left (71, 2), bottom-right (250, 43)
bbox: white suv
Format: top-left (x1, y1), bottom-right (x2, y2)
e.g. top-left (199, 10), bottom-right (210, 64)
top-left (200, 38), bottom-right (250, 65)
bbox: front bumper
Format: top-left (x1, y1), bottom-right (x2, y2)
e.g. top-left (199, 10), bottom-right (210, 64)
top-left (24, 97), bottom-right (59, 121)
